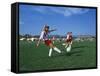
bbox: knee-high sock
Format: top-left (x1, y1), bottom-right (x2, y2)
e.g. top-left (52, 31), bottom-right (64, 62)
top-left (65, 44), bottom-right (68, 48)
top-left (49, 48), bottom-right (53, 57)
top-left (53, 47), bottom-right (61, 53)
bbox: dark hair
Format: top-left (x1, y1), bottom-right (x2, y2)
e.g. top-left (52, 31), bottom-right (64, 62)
top-left (45, 25), bottom-right (49, 29)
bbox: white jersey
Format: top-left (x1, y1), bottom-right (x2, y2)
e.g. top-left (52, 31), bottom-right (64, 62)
top-left (39, 31), bottom-right (49, 40)
top-left (66, 34), bottom-right (69, 39)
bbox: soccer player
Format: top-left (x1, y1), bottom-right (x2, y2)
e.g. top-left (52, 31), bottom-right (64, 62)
top-left (63, 32), bottom-right (73, 52)
top-left (37, 24), bottom-right (61, 57)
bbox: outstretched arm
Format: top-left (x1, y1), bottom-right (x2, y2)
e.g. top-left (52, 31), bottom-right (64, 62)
top-left (49, 29), bottom-right (56, 32)
top-left (37, 31), bottom-right (44, 47)
top-left (37, 25), bottom-right (45, 47)
top-left (37, 39), bottom-right (41, 47)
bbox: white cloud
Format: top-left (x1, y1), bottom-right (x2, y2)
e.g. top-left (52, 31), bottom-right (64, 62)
top-left (63, 9), bottom-right (72, 16)
top-left (33, 6), bottom-right (46, 14)
top-left (32, 6), bottom-right (89, 17)
top-left (67, 8), bottom-right (89, 14)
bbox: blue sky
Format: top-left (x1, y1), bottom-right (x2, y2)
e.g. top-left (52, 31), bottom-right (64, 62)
top-left (19, 4), bottom-right (96, 36)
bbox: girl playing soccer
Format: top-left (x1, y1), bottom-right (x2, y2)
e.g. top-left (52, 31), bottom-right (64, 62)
top-left (37, 24), bottom-right (61, 57)
top-left (62, 32), bottom-right (73, 52)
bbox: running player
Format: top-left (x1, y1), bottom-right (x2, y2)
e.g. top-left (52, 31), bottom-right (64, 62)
top-left (62, 32), bottom-right (73, 52)
top-left (37, 24), bottom-right (61, 57)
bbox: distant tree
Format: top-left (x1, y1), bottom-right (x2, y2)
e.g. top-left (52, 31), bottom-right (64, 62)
top-left (24, 34), bottom-right (32, 38)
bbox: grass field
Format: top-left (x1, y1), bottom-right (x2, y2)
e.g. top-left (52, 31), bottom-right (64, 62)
top-left (19, 40), bottom-right (97, 71)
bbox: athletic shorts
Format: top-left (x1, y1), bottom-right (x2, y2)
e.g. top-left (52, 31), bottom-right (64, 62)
top-left (45, 40), bottom-right (52, 46)
top-left (66, 39), bottom-right (72, 43)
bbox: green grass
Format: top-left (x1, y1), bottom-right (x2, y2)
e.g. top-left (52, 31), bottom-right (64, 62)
top-left (19, 40), bottom-right (97, 71)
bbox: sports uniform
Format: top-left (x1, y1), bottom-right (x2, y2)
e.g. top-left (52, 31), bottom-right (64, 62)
top-left (66, 33), bottom-right (72, 43)
top-left (65, 32), bottom-right (72, 51)
top-left (39, 31), bottom-right (52, 46)
top-left (38, 25), bottom-right (61, 57)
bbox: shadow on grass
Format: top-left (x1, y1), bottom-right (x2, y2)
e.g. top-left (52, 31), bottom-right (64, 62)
top-left (32, 48), bottom-right (84, 59)
top-left (51, 49), bottom-right (84, 58)
top-left (66, 50), bottom-right (83, 56)
top-left (72, 45), bottom-right (88, 49)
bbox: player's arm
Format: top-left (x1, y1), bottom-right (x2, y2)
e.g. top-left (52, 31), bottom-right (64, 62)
top-left (49, 29), bottom-right (56, 32)
top-left (65, 34), bottom-right (69, 41)
top-left (37, 25), bottom-right (46, 47)
top-left (37, 39), bottom-right (41, 47)
top-left (37, 31), bottom-right (44, 47)
top-left (66, 34), bottom-right (69, 40)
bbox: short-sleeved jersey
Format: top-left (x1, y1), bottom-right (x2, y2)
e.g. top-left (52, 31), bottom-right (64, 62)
top-left (66, 34), bottom-right (72, 40)
top-left (39, 31), bottom-right (49, 40)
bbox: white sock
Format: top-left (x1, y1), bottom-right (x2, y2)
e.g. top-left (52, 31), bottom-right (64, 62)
top-left (53, 47), bottom-right (61, 53)
top-left (65, 44), bottom-right (68, 48)
top-left (69, 44), bottom-right (71, 49)
top-left (49, 48), bottom-right (52, 57)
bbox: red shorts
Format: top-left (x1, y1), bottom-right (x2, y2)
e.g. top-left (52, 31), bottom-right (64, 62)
top-left (66, 39), bottom-right (72, 43)
top-left (45, 40), bottom-right (52, 46)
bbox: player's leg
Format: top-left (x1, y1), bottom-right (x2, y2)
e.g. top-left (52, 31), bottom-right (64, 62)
top-left (69, 40), bottom-right (72, 48)
top-left (65, 43), bottom-right (68, 48)
top-left (69, 41), bottom-right (72, 50)
top-left (66, 41), bottom-right (72, 52)
top-left (66, 39), bottom-right (72, 48)
top-left (45, 40), bottom-right (53, 57)
top-left (49, 48), bottom-right (53, 57)
top-left (49, 43), bottom-right (61, 53)
top-left (70, 41), bottom-right (73, 45)
top-left (45, 40), bottom-right (61, 57)
top-left (62, 42), bottom-right (68, 48)
top-left (63, 40), bottom-right (69, 48)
